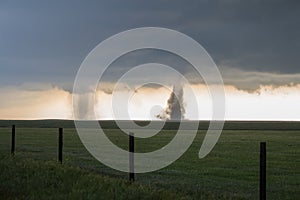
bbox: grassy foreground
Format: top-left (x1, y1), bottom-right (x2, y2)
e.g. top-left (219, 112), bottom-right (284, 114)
top-left (0, 156), bottom-right (189, 200)
top-left (0, 120), bottom-right (299, 199)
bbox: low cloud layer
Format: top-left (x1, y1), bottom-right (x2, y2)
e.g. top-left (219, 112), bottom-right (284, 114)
top-left (0, 82), bottom-right (299, 120)
top-left (219, 67), bottom-right (300, 91)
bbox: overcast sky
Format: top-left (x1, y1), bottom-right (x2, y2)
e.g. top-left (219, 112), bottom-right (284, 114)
top-left (1, 0), bottom-right (299, 91)
top-left (0, 0), bottom-right (299, 120)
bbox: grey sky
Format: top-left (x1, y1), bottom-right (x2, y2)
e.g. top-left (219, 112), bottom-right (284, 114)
top-left (1, 0), bottom-right (299, 91)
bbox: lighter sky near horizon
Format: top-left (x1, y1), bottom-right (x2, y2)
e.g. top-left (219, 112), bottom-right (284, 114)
top-left (0, 0), bottom-right (299, 121)
top-left (0, 83), bottom-right (299, 121)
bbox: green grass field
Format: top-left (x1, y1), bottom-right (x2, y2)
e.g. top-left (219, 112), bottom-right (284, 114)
top-left (0, 120), bottom-right (299, 199)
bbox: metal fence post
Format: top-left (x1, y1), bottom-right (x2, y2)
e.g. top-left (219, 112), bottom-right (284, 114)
top-left (11, 125), bottom-right (15, 156)
top-left (260, 142), bottom-right (266, 200)
top-left (129, 132), bottom-right (135, 182)
top-left (58, 128), bottom-right (63, 164)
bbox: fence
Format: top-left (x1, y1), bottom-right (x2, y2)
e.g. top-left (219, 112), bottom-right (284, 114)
top-left (6, 125), bottom-right (267, 198)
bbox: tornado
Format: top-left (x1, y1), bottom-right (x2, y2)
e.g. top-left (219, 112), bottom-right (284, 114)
top-left (157, 83), bottom-right (185, 120)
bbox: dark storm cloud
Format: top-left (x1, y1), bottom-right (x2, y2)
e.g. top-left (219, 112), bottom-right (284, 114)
top-left (173, 0), bottom-right (300, 73)
top-left (0, 0), bottom-right (299, 91)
